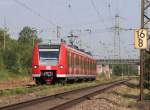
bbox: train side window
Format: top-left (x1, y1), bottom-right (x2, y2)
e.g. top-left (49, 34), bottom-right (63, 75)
top-left (89, 60), bottom-right (91, 71)
top-left (74, 54), bottom-right (76, 67)
top-left (83, 58), bottom-right (85, 71)
top-left (81, 57), bottom-right (83, 69)
top-left (89, 60), bottom-right (90, 70)
top-left (89, 59), bottom-right (90, 71)
top-left (94, 62), bottom-right (96, 70)
top-left (91, 61), bottom-right (93, 71)
top-left (91, 61), bottom-right (92, 71)
top-left (71, 53), bottom-right (74, 67)
top-left (88, 60), bottom-right (89, 69)
top-left (67, 51), bottom-right (69, 67)
top-left (92, 61), bottom-right (94, 70)
top-left (93, 62), bottom-right (94, 70)
top-left (80, 56), bottom-right (82, 68)
top-left (75, 55), bottom-right (77, 66)
top-left (78, 56), bottom-right (80, 68)
top-left (86, 59), bottom-right (88, 68)
top-left (77, 56), bottom-right (79, 66)
top-left (69, 52), bottom-right (72, 67)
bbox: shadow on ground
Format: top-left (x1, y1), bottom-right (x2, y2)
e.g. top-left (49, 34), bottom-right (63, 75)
top-left (112, 91), bottom-right (138, 99)
top-left (135, 101), bottom-right (150, 110)
top-left (145, 93), bottom-right (150, 100)
top-left (124, 82), bottom-right (139, 89)
top-left (94, 97), bottom-right (121, 106)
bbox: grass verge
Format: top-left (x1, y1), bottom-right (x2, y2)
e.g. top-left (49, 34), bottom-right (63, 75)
top-left (0, 69), bottom-right (30, 83)
top-left (0, 76), bottom-right (122, 97)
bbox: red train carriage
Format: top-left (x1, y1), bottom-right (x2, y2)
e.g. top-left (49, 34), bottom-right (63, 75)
top-left (32, 42), bottom-right (97, 84)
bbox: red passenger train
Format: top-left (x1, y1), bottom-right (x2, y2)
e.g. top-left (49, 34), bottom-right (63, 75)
top-left (32, 42), bottom-right (97, 84)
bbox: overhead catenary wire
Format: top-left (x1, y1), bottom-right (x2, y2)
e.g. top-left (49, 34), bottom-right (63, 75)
top-left (13, 0), bottom-right (56, 26)
top-left (66, 0), bottom-right (80, 24)
top-left (108, 0), bottom-right (113, 19)
top-left (90, 0), bottom-right (108, 28)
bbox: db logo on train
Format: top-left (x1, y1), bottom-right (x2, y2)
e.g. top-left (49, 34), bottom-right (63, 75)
top-left (134, 29), bottom-right (148, 49)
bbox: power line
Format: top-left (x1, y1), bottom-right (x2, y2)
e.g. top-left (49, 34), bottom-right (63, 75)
top-left (107, 0), bottom-right (113, 19)
top-left (13, 0), bottom-right (56, 26)
top-left (66, 0), bottom-right (80, 24)
top-left (90, 0), bottom-right (108, 28)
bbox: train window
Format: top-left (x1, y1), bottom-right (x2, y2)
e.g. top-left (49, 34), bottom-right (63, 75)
top-left (67, 51), bottom-right (69, 67)
top-left (74, 54), bottom-right (76, 66)
top-left (81, 57), bottom-right (83, 69)
top-left (88, 59), bottom-right (90, 70)
top-left (39, 50), bottom-right (59, 65)
top-left (39, 45), bottom-right (60, 49)
top-left (84, 58), bottom-right (85, 71)
top-left (78, 56), bottom-right (80, 66)
top-left (86, 59), bottom-right (88, 68)
top-left (79, 56), bottom-right (81, 68)
top-left (91, 61), bottom-right (92, 70)
top-left (89, 60), bottom-right (91, 71)
top-left (69, 52), bottom-right (72, 67)
top-left (92, 61), bottom-right (94, 70)
top-left (82, 57), bottom-right (84, 69)
top-left (76, 56), bottom-right (79, 65)
top-left (71, 53), bottom-right (74, 67)
top-left (39, 51), bottom-right (59, 59)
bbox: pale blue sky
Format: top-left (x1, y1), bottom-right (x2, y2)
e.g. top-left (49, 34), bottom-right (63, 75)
top-left (0, 0), bottom-right (140, 59)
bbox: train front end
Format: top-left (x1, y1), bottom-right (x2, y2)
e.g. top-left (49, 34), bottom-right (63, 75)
top-left (32, 43), bottom-right (60, 84)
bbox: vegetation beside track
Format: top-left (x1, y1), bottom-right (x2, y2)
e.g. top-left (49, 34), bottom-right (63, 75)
top-left (0, 69), bottom-right (30, 83)
top-left (0, 27), bottom-right (40, 83)
top-left (0, 76), bottom-right (122, 97)
top-left (0, 77), bottom-right (126, 107)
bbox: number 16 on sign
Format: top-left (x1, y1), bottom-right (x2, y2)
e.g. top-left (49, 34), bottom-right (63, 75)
top-left (134, 29), bottom-right (148, 49)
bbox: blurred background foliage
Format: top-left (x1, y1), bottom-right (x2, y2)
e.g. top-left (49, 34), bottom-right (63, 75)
top-left (0, 26), bottom-right (41, 78)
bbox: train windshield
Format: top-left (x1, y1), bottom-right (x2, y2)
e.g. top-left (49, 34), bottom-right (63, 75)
top-left (39, 51), bottom-right (59, 59)
top-left (39, 49), bottom-right (59, 65)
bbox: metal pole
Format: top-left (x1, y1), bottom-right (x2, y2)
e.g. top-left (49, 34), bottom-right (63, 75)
top-left (140, 0), bottom-right (145, 101)
top-left (3, 30), bottom-right (5, 49)
top-left (57, 25), bottom-right (60, 38)
top-left (122, 64), bottom-right (123, 79)
top-left (128, 64), bottom-right (129, 77)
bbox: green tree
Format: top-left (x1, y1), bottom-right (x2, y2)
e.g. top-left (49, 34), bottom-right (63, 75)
top-left (17, 44), bottom-right (33, 74)
top-left (18, 26), bottom-right (38, 45)
top-left (112, 64), bottom-right (138, 76)
top-left (0, 28), bottom-right (10, 49)
top-left (17, 26), bottom-right (43, 74)
top-left (0, 26), bottom-right (42, 77)
top-left (113, 65), bottom-right (122, 76)
top-left (2, 49), bottom-right (19, 72)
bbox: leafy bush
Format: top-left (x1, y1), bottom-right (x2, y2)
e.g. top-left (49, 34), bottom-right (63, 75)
top-left (0, 26), bottom-right (37, 77)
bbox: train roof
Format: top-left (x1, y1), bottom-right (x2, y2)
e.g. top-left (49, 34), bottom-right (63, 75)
top-left (37, 42), bottom-right (93, 59)
top-left (65, 44), bottom-right (93, 59)
top-left (38, 43), bottom-right (60, 49)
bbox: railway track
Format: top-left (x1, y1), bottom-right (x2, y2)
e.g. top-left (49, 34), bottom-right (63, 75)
top-left (0, 79), bottom-right (129, 110)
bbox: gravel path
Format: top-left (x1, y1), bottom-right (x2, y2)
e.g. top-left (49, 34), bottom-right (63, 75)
top-left (67, 80), bottom-right (150, 110)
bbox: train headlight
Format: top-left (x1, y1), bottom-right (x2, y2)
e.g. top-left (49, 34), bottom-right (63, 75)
top-left (59, 65), bottom-right (64, 69)
top-left (34, 65), bottom-right (38, 69)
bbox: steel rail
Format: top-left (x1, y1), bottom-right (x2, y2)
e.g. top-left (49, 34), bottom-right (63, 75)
top-left (0, 79), bottom-right (129, 110)
top-left (50, 79), bottom-right (129, 110)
